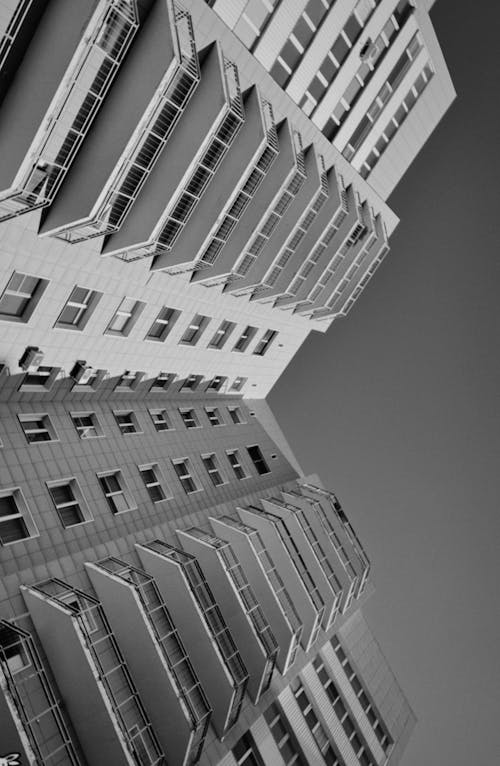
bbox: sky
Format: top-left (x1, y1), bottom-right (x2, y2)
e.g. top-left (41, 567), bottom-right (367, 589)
top-left (269, 2), bottom-right (500, 764)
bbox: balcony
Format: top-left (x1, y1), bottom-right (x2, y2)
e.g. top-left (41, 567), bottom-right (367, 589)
top-left (86, 557), bottom-right (211, 766)
top-left (22, 578), bottom-right (165, 765)
top-left (137, 539), bottom-right (248, 738)
top-left (0, 0), bottom-right (138, 221)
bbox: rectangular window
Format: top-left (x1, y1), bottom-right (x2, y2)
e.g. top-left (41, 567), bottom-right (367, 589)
top-left (145, 306), bottom-right (180, 341)
top-left (139, 464), bottom-right (169, 503)
top-left (71, 412), bottom-right (102, 439)
top-left (233, 325), bottom-right (258, 352)
top-left (0, 271), bottom-right (48, 323)
top-left (20, 365), bottom-right (58, 391)
top-left (149, 408), bottom-right (173, 432)
top-left (47, 479), bottom-right (92, 527)
top-left (253, 329), bottom-right (278, 356)
top-left (98, 471), bottom-right (136, 514)
top-left (0, 489), bottom-right (38, 545)
top-left (150, 371), bottom-right (175, 391)
top-left (18, 413), bottom-right (57, 444)
top-left (172, 458), bottom-right (200, 494)
top-left (105, 297), bottom-right (145, 336)
top-left (115, 370), bottom-right (143, 391)
top-left (228, 406), bottom-right (244, 424)
top-left (226, 449), bottom-right (247, 480)
top-left (113, 411), bottom-right (140, 435)
top-left (1, 631), bottom-right (31, 675)
top-left (264, 702), bottom-right (307, 766)
top-left (179, 408), bottom-right (200, 429)
top-left (232, 732), bottom-right (265, 766)
top-left (180, 374), bottom-right (203, 392)
top-left (206, 375), bottom-right (227, 392)
top-left (179, 313), bottom-right (210, 345)
top-left (205, 407), bottom-right (223, 426)
top-left (230, 376), bottom-right (247, 392)
top-left (55, 286), bottom-right (101, 330)
top-left (208, 319), bottom-right (236, 349)
top-left (247, 445), bottom-right (270, 475)
top-left (202, 453), bottom-right (225, 486)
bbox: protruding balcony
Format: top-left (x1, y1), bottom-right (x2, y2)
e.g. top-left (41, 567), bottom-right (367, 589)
top-left (0, 619), bottom-right (83, 764)
top-left (0, 0), bottom-right (139, 222)
top-left (137, 540), bottom-right (248, 738)
top-left (86, 557), bottom-right (211, 766)
top-left (102, 42), bottom-right (244, 262)
top-left (210, 514), bottom-right (303, 675)
top-left (238, 504), bottom-right (325, 653)
top-left (21, 578), bottom-right (165, 765)
top-left (41, 0), bottom-right (200, 243)
top-left (178, 527), bottom-right (279, 703)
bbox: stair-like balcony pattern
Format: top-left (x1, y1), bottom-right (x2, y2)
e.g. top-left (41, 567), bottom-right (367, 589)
top-left (54, 1), bottom-right (200, 243)
top-left (26, 578), bottom-right (165, 765)
top-left (0, 619), bottom-right (82, 765)
top-left (115, 56), bottom-right (244, 263)
top-left (193, 98), bottom-right (279, 273)
top-left (0, 0), bottom-right (138, 221)
top-left (342, 243), bottom-right (390, 317)
top-left (229, 131), bottom-right (306, 286)
top-left (140, 540), bottom-right (248, 732)
top-left (91, 557), bottom-right (211, 765)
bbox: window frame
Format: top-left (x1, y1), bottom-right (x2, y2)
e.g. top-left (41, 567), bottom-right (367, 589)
top-left (201, 453), bottom-right (226, 487)
top-left (0, 271), bottom-right (48, 323)
top-left (113, 410), bottom-right (141, 435)
top-left (205, 406), bottom-right (224, 427)
top-left (233, 325), bottom-right (258, 352)
top-left (0, 488), bottom-right (39, 545)
top-left (228, 406), bottom-right (245, 424)
top-left (179, 408), bottom-right (201, 429)
top-left (171, 458), bottom-right (201, 494)
top-left (148, 408), bottom-right (173, 432)
top-left (207, 319), bottom-right (236, 349)
top-left (179, 313), bottom-right (211, 345)
top-left (145, 306), bottom-right (180, 341)
top-left (55, 285), bottom-right (102, 331)
top-left (47, 478), bottom-right (93, 528)
top-left (247, 445), bottom-right (271, 475)
top-left (70, 411), bottom-right (103, 439)
top-left (97, 470), bottom-right (137, 515)
top-left (18, 413), bottom-right (58, 444)
top-left (253, 329), bottom-right (278, 356)
top-left (138, 463), bottom-right (171, 503)
top-left (226, 449), bottom-right (248, 480)
top-left (105, 297), bottom-right (145, 337)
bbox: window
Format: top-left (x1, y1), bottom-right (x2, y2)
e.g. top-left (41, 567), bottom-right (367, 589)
top-left (228, 406), bottom-right (244, 424)
top-left (208, 319), bottom-right (236, 349)
top-left (105, 297), bottom-right (145, 336)
top-left (233, 325), bottom-right (258, 352)
top-left (20, 365), bottom-right (59, 391)
top-left (253, 329), bottom-right (278, 356)
top-left (18, 413), bottom-right (57, 444)
top-left (55, 286), bottom-right (101, 330)
top-left (202, 453), bottom-right (225, 486)
top-left (98, 471), bottom-right (136, 514)
top-left (0, 489), bottom-right (38, 544)
top-left (292, 680), bottom-right (342, 765)
top-left (114, 411), bottom-right (140, 435)
top-left (264, 702), bottom-right (307, 766)
top-left (0, 629), bottom-right (31, 674)
top-left (0, 271), bottom-right (48, 322)
top-left (247, 445), bottom-right (270, 475)
top-left (115, 370), bottom-right (144, 391)
top-left (232, 732), bottom-right (265, 766)
top-left (172, 458), bottom-right (200, 494)
top-left (145, 306), bottom-right (180, 341)
top-left (230, 376), bottom-right (247, 392)
top-left (139, 464), bottom-right (170, 503)
top-left (149, 408), bottom-right (173, 432)
top-left (206, 375), bottom-right (227, 392)
top-left (179, 408), bottom-right (200, 429)
top-left (180, 374), bottom-right (203, 392)
top-left (150, 371), bottom-right (176, 391)
top-left (179, 313), bottom-right (210, 345)
top-left (226, 449), bottom-right (247, 480)
top-left (205, 407), bottom-right (223, 426)
top-left (47, 479), bottom-right (92, 527)
top-left (71, 412), bottom-right (102, 439)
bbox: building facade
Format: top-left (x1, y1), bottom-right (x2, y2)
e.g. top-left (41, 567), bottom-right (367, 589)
top-left (0, 0), bottom-right (451, 762)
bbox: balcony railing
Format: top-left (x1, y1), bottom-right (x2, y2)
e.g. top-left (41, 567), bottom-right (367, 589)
top-left (0, 0), bottom-right (36, 73)
top-left (0, 0), bottom-right (139, 222)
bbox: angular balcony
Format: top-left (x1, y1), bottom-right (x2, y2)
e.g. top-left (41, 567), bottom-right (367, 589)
top-left (86, 557), bottom-right (211, 766)
top-left (102, 42), bottom-right (244, 262)
top-left (237, 504), bottom-right (325, 653)
top-left (0, 1), bottom-right (50, 106)
top-left (41, 0), bottom-right (200, 243)
top-left (0, 619), bottom-right (83, 764)
top-left (21, 578), bottom-right (165, 765)
top-left (263, 495), bottom-right (343, 629)
top-left (0, 0), bottom-right (138, 222)
top-left (210, 514), bottom-right (303, 676)
top-left (155, 86), bottom-right (278, 275)
top-left (136, 539), bottom-right (248, 738)
top-left (178, 526), bottom-right (279, 704)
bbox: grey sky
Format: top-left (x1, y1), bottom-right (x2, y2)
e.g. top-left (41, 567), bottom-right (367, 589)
top-left (269, 1), bottom-right (500, 763)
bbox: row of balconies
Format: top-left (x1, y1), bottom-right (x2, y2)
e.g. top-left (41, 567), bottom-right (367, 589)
top-left (0, 0), bottom-right (390, 319)
top-left (0, 483), bottom-right (368, 765)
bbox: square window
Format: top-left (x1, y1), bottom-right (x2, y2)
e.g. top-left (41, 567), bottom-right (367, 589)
top-left (180, 374), bottom-right (203, 392)
top-left (233, 326), bottom-right (258, 352)
top-left (202, 453), bottom-right (225, 486)
top-left (149, 408), bottom-right (173, 432)
top-left (172, 458), bottom-right (200, 494)
top-left (226, 450), bottom-right (247, 480)
top-left (139, 464), bottom-right (170, 503)
top-left (98, 471), bottom-right (136, 514)
top-left (150, 371), bottom-right (176, 391)
top-left (208, 319), bottom-right (236, 349)
top-left (230, 376), bottom-right (247, 392)
top-left (253, 329), bottom-right (278, 356)
top-left (0, 489), bottom-right (38, 545)
top-left (206, 375), bottom-right (227, 392)
top-left (145, 306), bottom-right (180, 341)
top-left (18, 413), bottom-right (57, 444)
top-left (205, 407), bottom-right (223, 426)
top-left (71, 412), bottom-right (103, 439)
top-left (0, 271), bottom-right (48, 323)
top-left (113, 411), bottom-right (140, 435)
top-left (247, 445), bottom-right (270, 475)
top-left (55, 286), bottom-right (101, 330)
top-left (105, 297), bottom-right (145, 336)
top-left (115, 370), bottom-right (144, 391)
top-left (47, 479), bottom-right (92, 527)
top-left (179, 408), bottom-right (200, 429)
top-left (228, 406), bottom-right (244, 424)
top-left (179, 313), bottom-right (210, 345)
